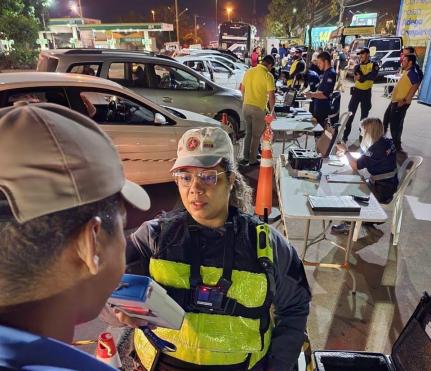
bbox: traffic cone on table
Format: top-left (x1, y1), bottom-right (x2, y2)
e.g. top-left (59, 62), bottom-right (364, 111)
top-left (255, 115), bottom-right (280, 223)
top-left (95, 332), bottom-right (122, 369)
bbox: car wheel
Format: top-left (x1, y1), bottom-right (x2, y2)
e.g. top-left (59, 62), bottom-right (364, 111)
top-left (215, 112), bottom-right (239, 141)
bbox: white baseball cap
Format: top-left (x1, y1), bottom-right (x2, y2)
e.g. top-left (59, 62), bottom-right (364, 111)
top-left (171, 127), bottom-right (234, 171)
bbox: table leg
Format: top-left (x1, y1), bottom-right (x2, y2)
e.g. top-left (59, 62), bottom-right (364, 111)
top-left (302, 219), bottom-right (311, 261)
top-left (305, 133), bottom-right (308, 148)
top-left (344, 221), bottom-right (355, 267)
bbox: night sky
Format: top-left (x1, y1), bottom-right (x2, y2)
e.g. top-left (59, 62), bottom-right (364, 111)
top-left (49, 0), bottom-right (270, 23)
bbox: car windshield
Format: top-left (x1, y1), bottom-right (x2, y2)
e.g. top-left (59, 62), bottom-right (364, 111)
top-left (369, 38), bottom-right (401, 51)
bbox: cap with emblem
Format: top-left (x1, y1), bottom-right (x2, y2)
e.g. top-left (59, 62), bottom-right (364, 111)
top-left (357, 47), bottom-right (370, 55)
top-left (0, 103), bottom-right (150, 223)
top-left (171, 127), bottom-right (234, 171)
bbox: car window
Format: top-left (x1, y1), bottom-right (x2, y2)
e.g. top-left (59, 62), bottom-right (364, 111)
top-left (108, 63), bottom-right (127, 83)
top-left (68, 63), bottom-right (102, 76)
top-left (184, 60), bottom-right (207, 73)
top-left (215, 57), bottom-right (235, 70)
top-left (78, 91), bottom-right (155, 125)
top-left (369, 38), bottom-right (401, 51)
top-left (5, 87), bottom-right (69, 107)
top-left (36, 55), bottom-right (58, 72)
top-left (211, 61), bottom-right (230, 73)
top-left (151, 64), bottom-right (201, 90)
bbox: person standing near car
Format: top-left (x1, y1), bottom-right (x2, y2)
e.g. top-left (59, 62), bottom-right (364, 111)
top-left (305, 51), bottom-right (336, 126)
top-left (383, 53), bottom-right (422, 151)
top-left (122, 127), bottom-right (311, 371)
top-left (343, 47), bottom-right (379, 143)
top-left (239, 54), bottom-right (276, 167)
top-left (0, 103), bottom-right (150, 370)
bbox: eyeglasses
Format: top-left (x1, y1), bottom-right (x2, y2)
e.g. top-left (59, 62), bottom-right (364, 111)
top-left (173, 170), bottom-right (228, 187)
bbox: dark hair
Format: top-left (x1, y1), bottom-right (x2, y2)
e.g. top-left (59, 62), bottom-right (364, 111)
top-left (0, 194), bottom-right (121, 302)
top-left (262, 55), bottom-right (275, 66)
top-left (404, 53), bottom-right (417, 65)
top-left (317, 51), bottom-right (331, 63)
top-left (404, 46), bottom-right (415, 54)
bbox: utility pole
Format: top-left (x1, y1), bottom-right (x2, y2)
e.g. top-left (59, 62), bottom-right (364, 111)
top-left (175, 0), bottom-right (180, 43)
top-left (338, 0), bottom-right (345, 26)
top-left (77, 0), bottom-right (84, 19)
top-left (215, 0), bottom-right (218, 36)
top-left (194, 15), bottom-right (198, 43)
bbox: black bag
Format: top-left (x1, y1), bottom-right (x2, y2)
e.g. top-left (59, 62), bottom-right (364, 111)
top-left (350, 86), bottom-right (356, 95)
top-left (313, 292), bottom-right (431, 371)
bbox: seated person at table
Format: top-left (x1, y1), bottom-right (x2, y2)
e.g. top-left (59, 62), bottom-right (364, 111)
top-left (332, 118), bottom-right (398, 234)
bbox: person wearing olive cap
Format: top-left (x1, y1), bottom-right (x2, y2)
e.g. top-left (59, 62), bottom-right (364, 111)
top-left (0, 103), bottom-right (150, 370)
top-left (122, 127), bottom-right (311, 370)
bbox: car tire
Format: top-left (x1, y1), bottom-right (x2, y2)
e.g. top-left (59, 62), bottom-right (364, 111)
top-left (215, 112), bottom-right (239, 141)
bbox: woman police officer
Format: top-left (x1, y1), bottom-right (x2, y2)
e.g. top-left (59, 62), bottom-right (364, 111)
top-left (123, 127), bottom-right (311, 370)
top-left (332, 118), bottom-right (398, 234)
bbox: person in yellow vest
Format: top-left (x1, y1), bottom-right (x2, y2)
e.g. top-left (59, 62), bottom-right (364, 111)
top-left (343, 47), bottom-right (379, 143)
top-left (286, 48), bottom-right (306, 89)
top-left (383, 54), bottom-right (422, 151)
top-left (120, 127), bottom-right (311, 371)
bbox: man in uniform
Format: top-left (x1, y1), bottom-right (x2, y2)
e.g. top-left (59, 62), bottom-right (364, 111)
top-left (343, 47), bottom-right (379, 143)
top-left (383, 54), bottom-right (422, 151)
top-left (305, 51), bottom-right (336, 126)
top-left (286, 48), bottom-right (306, 89)
top-left (0, 103), bottom-right (150, 370)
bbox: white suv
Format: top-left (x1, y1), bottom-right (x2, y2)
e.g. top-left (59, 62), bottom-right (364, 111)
top-left (37, 49), bottom-right (245, 138)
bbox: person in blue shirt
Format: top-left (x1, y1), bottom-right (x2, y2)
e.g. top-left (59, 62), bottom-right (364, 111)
top-left (305, 51), bottom-right (336, 125)
top-left (332, 117), bottom-right (398, 234)
top-left (0, 103), bottom-right (150, 370)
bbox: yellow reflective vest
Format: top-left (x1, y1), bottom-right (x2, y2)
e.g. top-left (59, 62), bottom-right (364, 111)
top-left (133, 220), bottom-right (274, 370)
top-left (354, 61), bottom-right (379, 90)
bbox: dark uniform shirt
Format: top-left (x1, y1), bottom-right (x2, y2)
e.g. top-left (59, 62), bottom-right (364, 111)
top-left (0, 325), bottom-right (115, 371)
top-left (313, 67), bottom-right (336, 123)
top-left (357, 137), bottom-right (398, 203)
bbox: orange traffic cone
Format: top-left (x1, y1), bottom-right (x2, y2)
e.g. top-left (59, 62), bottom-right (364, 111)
top-left (95, 332), bottom-right (122, 369)
top-left (255, 116), bottom-right (280, 223)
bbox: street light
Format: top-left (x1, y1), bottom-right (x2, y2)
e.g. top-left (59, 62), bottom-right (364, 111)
top-left (226, 7), bottom-right (232, 22)
top-left (293, 7), bottom-right (297, 14)
top-left (151, 10), bottom-right (155, 22)
top-left (175, 0), bottom-right (189, 44)
top-left (70, 0), bottom-right (83, 18)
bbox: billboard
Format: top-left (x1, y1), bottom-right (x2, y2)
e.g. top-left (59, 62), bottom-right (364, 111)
top-left (305, 26), bottom-right (338, 48)
top-left (351, 13), bottom-right (378, 27)
top-left (397, 0), bottom-right (431, 46)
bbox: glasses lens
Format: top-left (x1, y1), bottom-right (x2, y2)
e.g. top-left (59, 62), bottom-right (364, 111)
top-left (175, 172), bottom-right (193, 186)
top-left (198, 170), bottom-right (218, 186)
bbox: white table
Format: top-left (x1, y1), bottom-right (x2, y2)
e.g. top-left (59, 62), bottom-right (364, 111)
top-left (275, 156), bottom-right (387, 292)
top-left (271, 116), bottom-right (323, 151)
top-left (384, 74), bottom-right (401, 97)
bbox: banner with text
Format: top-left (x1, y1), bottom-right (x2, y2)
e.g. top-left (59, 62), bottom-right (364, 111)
top-left (397, 0), bottom-right (431, 46)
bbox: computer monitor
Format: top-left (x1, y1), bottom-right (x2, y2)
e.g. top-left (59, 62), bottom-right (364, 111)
top-left (284, 90), bottom-right (297, 109)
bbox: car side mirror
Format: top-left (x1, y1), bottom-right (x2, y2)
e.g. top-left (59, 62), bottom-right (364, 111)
top-left (155, 113), bottom-right (167, 125)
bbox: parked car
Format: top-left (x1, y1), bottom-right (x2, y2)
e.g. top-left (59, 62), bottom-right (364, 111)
top-left (189, 50), bottom-right (248, 70)
top-left (0, 72), bottom-right (227, 185)
top-left (37, 49), bottom-right (245, 138)
top-left (176, 55), bottom-right (245, 90)
top-left (347, 36), bottom-right (403, 77)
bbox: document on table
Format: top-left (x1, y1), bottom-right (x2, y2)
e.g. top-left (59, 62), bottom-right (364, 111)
top-left (308, 196), bottom-right (361, 212)
top-left (326, 174), bottom-right (364, 184)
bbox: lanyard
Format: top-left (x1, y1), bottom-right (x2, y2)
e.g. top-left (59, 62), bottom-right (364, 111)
top-left (140, 326), bottom-right (176, 352)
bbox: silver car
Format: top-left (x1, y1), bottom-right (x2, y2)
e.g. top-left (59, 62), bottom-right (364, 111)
top-left (37, 49), bottom-right (245, 138)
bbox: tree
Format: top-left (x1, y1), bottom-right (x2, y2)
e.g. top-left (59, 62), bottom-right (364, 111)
top-left (0, 0), bottom-right (48, 68)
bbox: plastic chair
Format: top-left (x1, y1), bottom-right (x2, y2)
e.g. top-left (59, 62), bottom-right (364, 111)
top-left (352, 156), bottom-right (423, 245)
top-left (328, 111), bottom-right (352, 156)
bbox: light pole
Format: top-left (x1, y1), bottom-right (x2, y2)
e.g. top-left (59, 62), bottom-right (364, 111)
top-left (175, 0), bottom-right (188, 44)
top-left (151, 10), bottom-right (155, 22)
top-left (215, 0), bottom-right (218, 36)
top-left (226, 7), bottom-right (232, 22)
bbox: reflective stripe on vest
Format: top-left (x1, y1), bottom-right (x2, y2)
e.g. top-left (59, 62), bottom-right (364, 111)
top-left (134, 258), bottom-right (271, 369)
top-left (355, 62), bottom-right (375, 90)
top-left (287, 60), bottom-right (299, 87)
